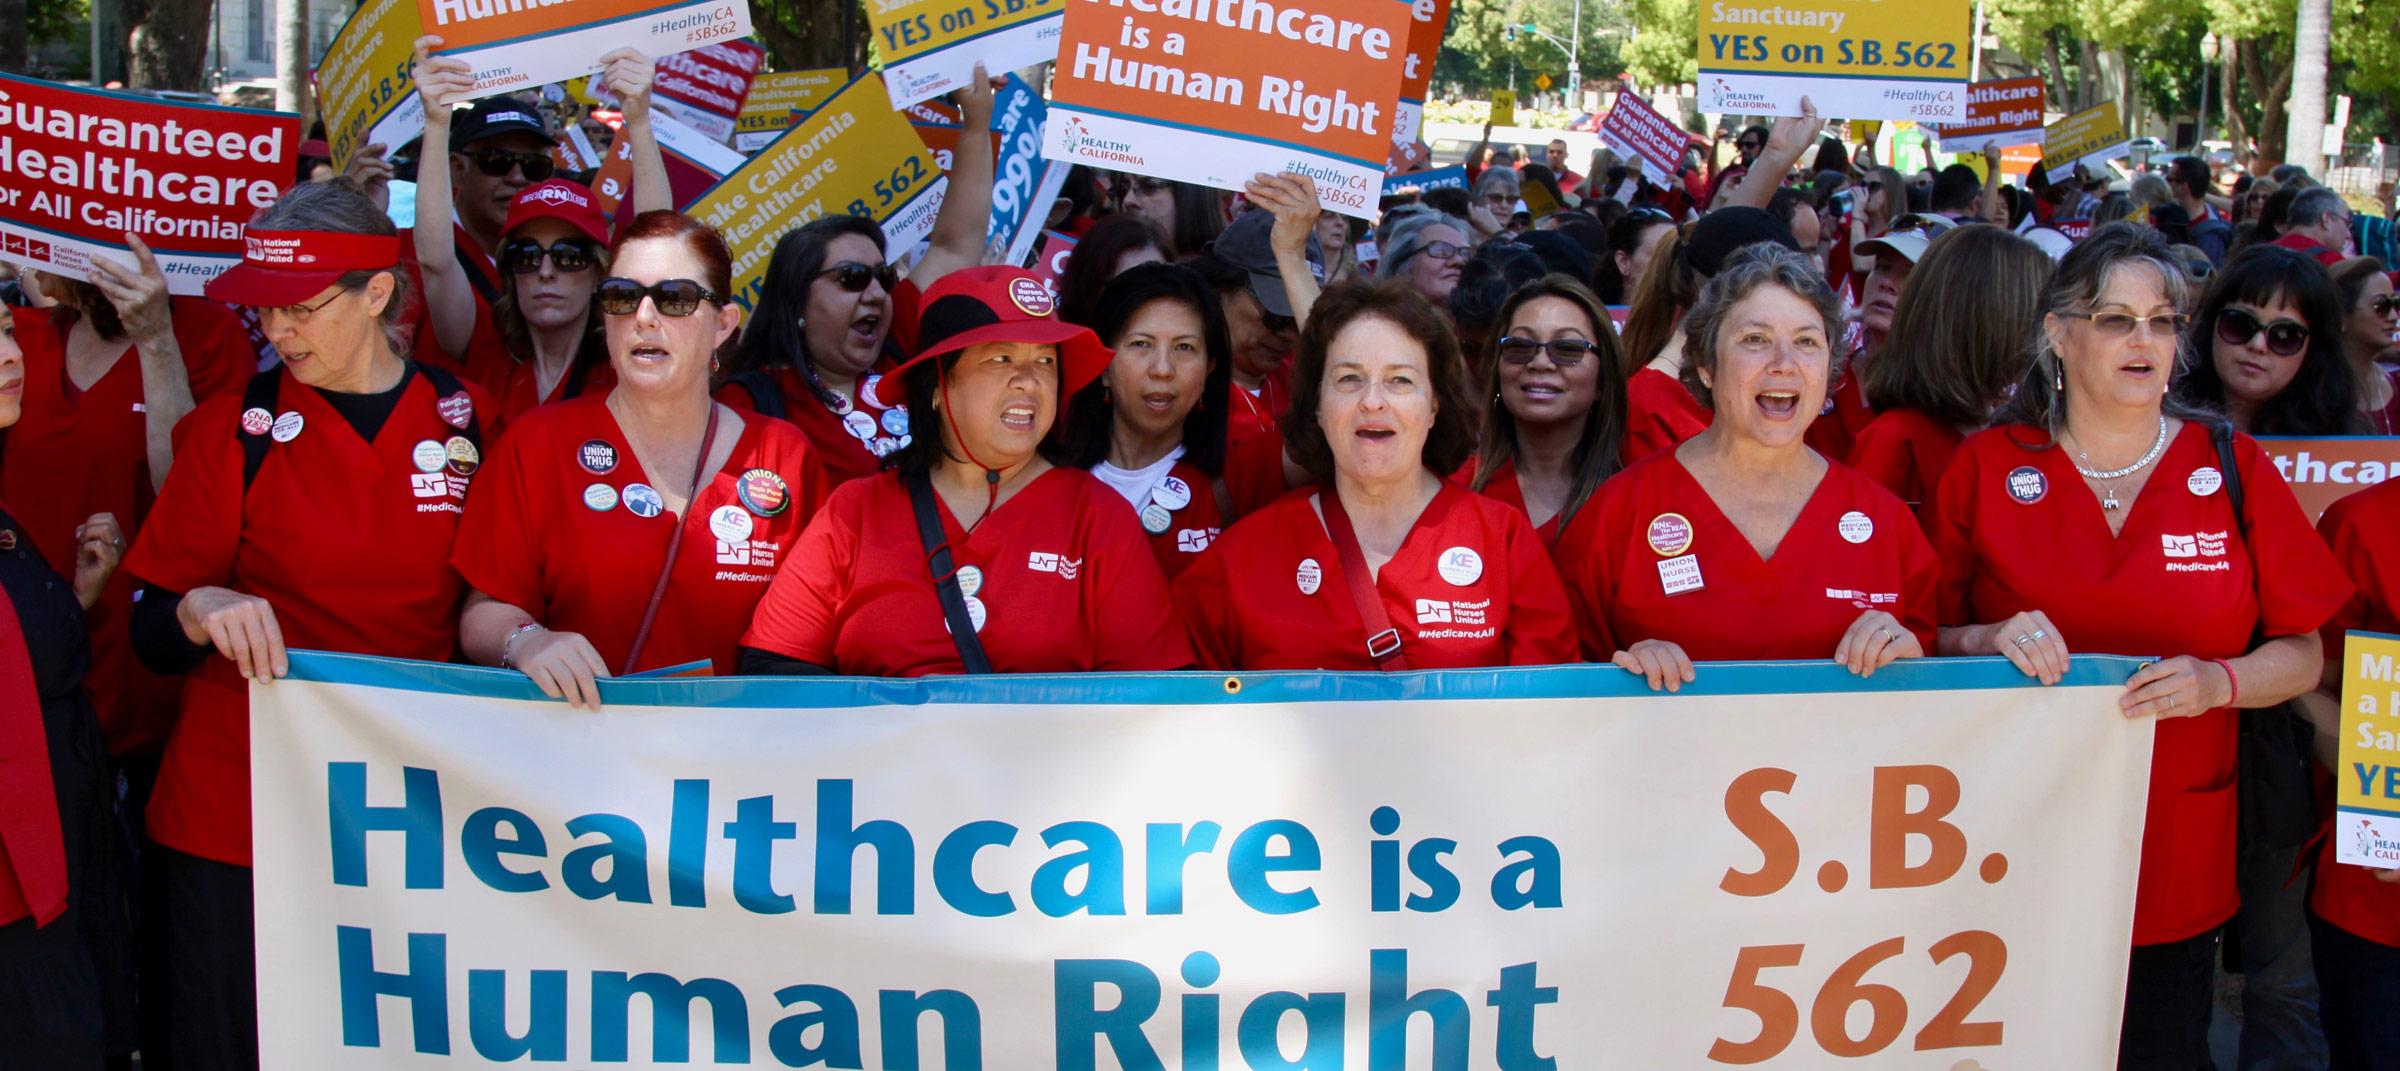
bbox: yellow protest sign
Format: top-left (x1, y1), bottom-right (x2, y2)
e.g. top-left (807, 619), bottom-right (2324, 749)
top-left (684, 73), bottom-right (946, 308)
top-left (1853, 119), bottom-right (1882, 143)
top-left (2336, 631), bottom-right (2400, 869)
top-left (316, 0), bottom-right (427, 169)
top-left (734, 68), bottom-right (844, 152)
top-left (1698, 0), bottom-right (1969, 121)
top-left (871, 0), bottom-right (1066, 109)
top-left (1489, 89), bottom-right (1516, 128)
top-left (2040, 100), bottom-right (2131, 176)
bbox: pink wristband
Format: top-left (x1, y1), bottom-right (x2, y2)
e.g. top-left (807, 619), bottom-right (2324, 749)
top-left (2210, 657), bottom-right (2238, 706)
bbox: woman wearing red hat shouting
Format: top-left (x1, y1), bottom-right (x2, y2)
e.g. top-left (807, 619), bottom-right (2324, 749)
top-left (741, 266), bottom-right (1191, 676)
top-left (1172, 282), bottom-right (1576, 671)
top-left (455, 213), bottom-right (829, 704)
top-left (121, 180), bottom-right (495, 1069)
top-left (409, 36), bottom-right (670, 422)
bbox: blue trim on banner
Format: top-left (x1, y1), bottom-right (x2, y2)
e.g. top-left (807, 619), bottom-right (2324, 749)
top-left (0, 213), bottom-right (242, 262)
top-left (1696, 68), bottom-right (1967, 86)
top-left (886, 10), bottom-right (1062, 64)
top-left (2347, 628), bottom-right (2400, 644)
top-left (280, 650), bottom-right (2148, 709)
top-left (1058, 103), bottom-right (1384, 171)
top-left (0, 70), bottom-right (300, 119)
top-left (2340, 804), bottom-right (2400, 821)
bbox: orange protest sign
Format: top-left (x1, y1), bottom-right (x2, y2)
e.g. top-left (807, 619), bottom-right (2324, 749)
top-left (1045, 0), bottom-right (1413, 218)
top-left (420, 0), bottom-right (752, 102)
top-left (2257, 438), bottom-right (2400, 522)
top-left (1936, 76), bottom-right (2045, 153)
top-left (1391, 0), bottom-right (1452, 147)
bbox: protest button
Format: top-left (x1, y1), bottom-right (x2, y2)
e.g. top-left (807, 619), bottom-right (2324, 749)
top-left (0, 74), bottom-right (299, 296)
top-left (1698, 0), bottom-right (1970, 121)
top-left (2255, 436), bottom-right (2400, 522)
top-left (1045, 0), bottom-right (1414, 219)
top-left (684, 73), bottom-right (947, 308)
top-left (649, 40), bottom-right (767, 143)
top-left (417, 0), bottom-right (754, 104)
top-left (316, 0), bottom-right (428, 170)
top-left (871, 0), bottom-right (1067, 109)
top-left (734, 68), bottom-right (842, 152)
top-left (1598, 90), bottom-right (1696, 187)
top-left (1390, 0), bottom-right (1452, 148)
top-left (2039, 99), bottom-right (2131, 176)
top-left (1936, 76), bottom-right (2045, 153)
top-left (2337, 629), bottom-right (2400, 868)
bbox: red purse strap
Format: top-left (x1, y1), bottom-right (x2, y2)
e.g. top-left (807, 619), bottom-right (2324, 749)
top-left (1317, 490), bottom-right (1408, 672)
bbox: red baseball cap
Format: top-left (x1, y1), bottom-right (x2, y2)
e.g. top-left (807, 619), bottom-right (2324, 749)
top-left (502, 179), bottom-right (609, 246)
top-left (204, 229), bottom-right (400, 308)
top-left (873, 266), bottom-right (1110, 408)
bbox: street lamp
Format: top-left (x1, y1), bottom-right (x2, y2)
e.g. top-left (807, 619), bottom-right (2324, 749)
top-left (2198, 32), bottom-right (2220, 154)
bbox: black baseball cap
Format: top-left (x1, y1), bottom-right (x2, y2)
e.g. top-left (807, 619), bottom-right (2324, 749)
top-left (1205, 209), bottom-right (1325, 319)
top-left (448, 97), bottom-right (553, 151)
top-left (1680, 206), bottom-right (1800, 279)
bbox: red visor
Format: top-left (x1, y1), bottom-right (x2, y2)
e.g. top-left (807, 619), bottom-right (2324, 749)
top-left (203, 229), bottom-right (401, 308)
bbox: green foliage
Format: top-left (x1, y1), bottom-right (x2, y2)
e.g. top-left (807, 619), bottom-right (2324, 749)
top-left (30, 0), bottom-right (88, 46)
top-left (1435, 0), bottom-right (1632, 94)
top-left (1622, 0), bottom-right (1697, 85)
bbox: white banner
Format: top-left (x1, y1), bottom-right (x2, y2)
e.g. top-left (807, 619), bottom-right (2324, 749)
top-left (253, 652), bottom-right (2155, 1068)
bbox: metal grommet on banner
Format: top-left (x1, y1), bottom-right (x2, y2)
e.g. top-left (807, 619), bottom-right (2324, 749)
top-left (1223, 677), bottom-right (1242, 695)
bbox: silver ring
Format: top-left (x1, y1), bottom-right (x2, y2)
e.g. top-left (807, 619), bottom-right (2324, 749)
top-left (2012, 634), bottom-right (2032, 646)
top-left (2168, 695), bottom-right (2176, 709)
top-left (2029, 629), bottom-right (2047, 641)
top-left (1877, 627), bottom-right (1892, 638)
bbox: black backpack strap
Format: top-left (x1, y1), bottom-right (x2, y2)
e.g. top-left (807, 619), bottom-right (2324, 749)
top-left (239, 365), bottom-right (288, 491)
top-left (730, 369), bottom-right (787, 421)
top-left (454, 240), bottom-right (503, 306)
top-left (413, 362), bottom-right (483, 448)
top-left (907, 472), bottom-right (993, 674)
top-left (2213, 420), bottom-right (2247, 536)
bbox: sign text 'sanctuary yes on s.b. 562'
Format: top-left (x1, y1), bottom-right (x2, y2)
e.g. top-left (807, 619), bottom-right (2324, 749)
top-left (1697, 0), bottom-right (1970, 122)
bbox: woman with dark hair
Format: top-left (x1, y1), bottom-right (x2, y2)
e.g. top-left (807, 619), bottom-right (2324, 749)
top-left (1593, 205), bottom-right (1675, 305)
top-left (713, 69), bottom-right (1004, 484)
top-left (1462, 276), bottom-right (1627, 544)
top-left (1618, 225), bottom-right (1714, 463)
top-left (1554, 243), bottom-right (1935, 689)
top-left (2174, 244), bottom-right (2365, 436)
top-left (740, 267), bottom-right (1190, 676)
top-left (1122, 175), bottom-right (1225, 259)
top-left (2328, 256), bottom-right (2400, 431)
top-left (1851, 224), bottom-right (2054, 513)
top-left (1929, 223), bottom-right (2351, 1071)
top-left (124, 179), bottom-right (497, 1068)
top-left (455, 212), bottom-right (830, 703)
top-left (1055, 212), bottom-right (1172, 328)
top-left (1173, 282), bottom-right (1576, 670)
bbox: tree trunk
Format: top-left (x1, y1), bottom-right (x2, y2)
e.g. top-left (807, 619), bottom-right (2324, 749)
top-left (2078, 37), bottom-right (2101, 110)
top-left (275, 0), bottom-right (309, 117)
top-left (124, 0), bottom-right (216, 90)
top-left (2043, 28), bottom-right (2070, 113)
top-left (0, 0), bottom-right (27, 74)
top-left (2286, 0), bottom-right (2330, 177)
top-left (2241, 40), bottom-right (2293, 165)
top-left (2221, 47), bottom-right (2250, 164)
top-left (753, 0), bottom-right (865, 71)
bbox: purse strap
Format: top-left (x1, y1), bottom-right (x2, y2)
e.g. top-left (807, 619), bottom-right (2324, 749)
top-left (1318, 490), bottom-right (1408, 671)
top-left (620, 403), bottom-right (720, 675)
top-left (909, 473), bottom-right (995, 674)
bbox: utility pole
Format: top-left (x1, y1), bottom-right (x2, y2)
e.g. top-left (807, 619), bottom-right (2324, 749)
top-left (1568, 0), bottom-right (1581, 102)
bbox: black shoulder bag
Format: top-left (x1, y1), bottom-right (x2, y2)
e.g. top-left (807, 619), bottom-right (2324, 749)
top-left (907, 473), bottom-right (993, 673)
top-left (2215, 422), bottom-right (2319, 852)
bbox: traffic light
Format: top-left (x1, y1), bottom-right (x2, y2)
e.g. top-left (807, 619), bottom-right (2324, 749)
top-left (1502, 24), bottom-right (1518, 41)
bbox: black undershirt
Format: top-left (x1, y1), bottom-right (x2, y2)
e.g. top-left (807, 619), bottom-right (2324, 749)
top-left (312, 365), bottom-right (414, 442)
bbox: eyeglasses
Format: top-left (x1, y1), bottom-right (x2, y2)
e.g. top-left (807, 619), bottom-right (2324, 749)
top-left (499, 238), bottom-right (598, 275)
top-left (816, 261), bottom-right (898, 293)
top-left (264, 288), bottom-right (349, 325)
top-left (1863, 180), bottom-right (1884, 191)
top-left (1419, 239), bottom-right (1467, 261)
top-left (2367, 296), bottom-right (2400, 317)
top-left (597, 277), bottom-right (721, 317)
top-left (468, 148), bottom-right (555, 182)
top-left (1498, 336), bottom-right (1599, 366)
top-left (2216, 307), bottom-right (2310, 356)
top-left (2061, 310), bottom-right (2190, 339)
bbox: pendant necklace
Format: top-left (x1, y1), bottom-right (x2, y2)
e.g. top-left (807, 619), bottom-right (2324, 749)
top-left (2069, 416), bottom-right (2169, 511)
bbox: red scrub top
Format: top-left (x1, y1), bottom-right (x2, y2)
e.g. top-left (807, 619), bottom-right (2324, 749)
top-left (1803, 372), bottom-right (1874, 466)
top-left (1452, 458), bottom-right (1568, 546)
top-left (452, 393), bottom-right (831, 676)
top-left (1227, 364), bottom-right (1292, 444)
top-left (742, 466), bottom-right (1191, 676)
top-left (1848, 407), bottom-right (1966, 517)
top-left (1554, 450), bottom-right (1936, 662)
top-left (1104, 460), bottom-right (1240, 580)
top-left (713, 364), bottom-right (903, 488)
top-left (2314, 478), bottom-right (2400, 947)
top-left (0, 301), bottom-right (254, 754)
top-left (1623, 367), bottom-right (1710, 463)
top-left (1173, 482), bottom-right (1576, 671)
top-left (1928, 423), bottom-right (2351, 945)
top-left (123, 368), bottom-right (495, 866)
top-left (395, 222), bottom-right (501, 373)
top-left (455, 308), bottom-right (616, 427)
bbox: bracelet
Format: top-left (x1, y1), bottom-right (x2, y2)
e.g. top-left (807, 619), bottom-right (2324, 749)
top-left (500, 622), bottom-right (545, 670)
top-left (2210, 657), bottom-right (2239, 706)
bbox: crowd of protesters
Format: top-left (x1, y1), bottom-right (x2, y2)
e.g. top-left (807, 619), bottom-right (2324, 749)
top-left (10, 48), bottom-right (2400, 1071)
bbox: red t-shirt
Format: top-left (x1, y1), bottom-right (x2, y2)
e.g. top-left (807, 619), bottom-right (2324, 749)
top-left (395, 222), bottom-right (500, 373)
top-left (455, 308), bottom-right (616, 428)
top-left (1097, 459), bottom-right (1270, 580)
top-left (1623, 367), bottom-right (1711, 463)
top-left (2269, 232), bottom-right (2346, 267)
top-left (1803, 372), bottom-right (1874, 466)
top-left (742, 466), bottom-right (1191, 676)
top-left (1173, 483), bottom-right (1575, 671)
top-left (1928, 423), bottom-right (2352, 945)
top-left (1452, 457), bottom-right (1568, 546)
top-left (1847, 407), bottom-right (1966, 518)
top-left (0, 301), bottom-right (254, 754)
top-left (452, 393), bottom-right (830, 676)
top-left (1227, 364), bottom-right (1292, 445)
top-left (713, 365), bottom-right (903, 488)
top-left (123, 368), bottom-right (495, 865)
top-left (1554, 450), bottom-right (1936, 662)
top-left (2314, 478), bottom-right (2400, 947)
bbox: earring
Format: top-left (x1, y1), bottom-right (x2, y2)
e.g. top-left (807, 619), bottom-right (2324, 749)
top-left (2052, 361), bottom-right (2063, 392)
top-left (710, 355), bottom-right (721, 374)
top-left (795, 316), bottom-right (806, 330)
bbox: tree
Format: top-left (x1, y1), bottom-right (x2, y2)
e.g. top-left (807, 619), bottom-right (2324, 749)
top-left (752, 0), bottom-right (868, 70)
top-left (277, 0), bottom-right (309, 117)
top-left (118, 0), bottom-right (216, 89)
top-left (2205, 0), bottom-right (2297, 161)
top-left (1622, 0), bottom-right (1696, 86)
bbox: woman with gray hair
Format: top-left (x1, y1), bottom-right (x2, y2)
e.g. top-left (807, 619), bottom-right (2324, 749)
top-left (1553, 242), bottom-right (1937, 691)
top-left (1376, 208), bottom-right (1471, 306)
top-left (1926, 222), bottom-right (2352, 1071)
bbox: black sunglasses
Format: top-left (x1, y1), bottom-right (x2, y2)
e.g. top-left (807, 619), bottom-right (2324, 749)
top-left (1498, 336), bottom-right (1599, 366)
top-left (2217, 307), bottom-right (2310, 356)
top-left (1627, 207), bottom-right (1674, 223)
top-left (500, 238), bottom-right (598, 275)
top-left (469, 148), bottom-right (555, 182)
top-left (597, 277), bottom-right (721, 317)
top-left (816, 261), bottom-right (899, 293)
top-left (2368, 296), bottom-right (2400, 317)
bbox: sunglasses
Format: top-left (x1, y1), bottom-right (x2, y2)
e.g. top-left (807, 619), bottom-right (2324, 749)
top-left (816, 261), bottom-right (899, 293)
top-left (2217, 307), bottom-right (2310, 356)
top-left (2367, 296), bottom-right (2400, 317)
top-left (597, 277), bottom-right (721, 317)
top-left (500, 238), bottom-right (597, 275)
top-left (469, 148), bottom-right (555, 182)
top-left (1498, 336), bottom-right (1599, 366)
top-left (1627, 207), bottom-right (1674, 223)
top-left (2063, 310), bottom-right (2189, 339)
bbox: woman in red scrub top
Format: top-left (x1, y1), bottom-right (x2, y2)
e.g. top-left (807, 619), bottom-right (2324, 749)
top-left (1173, 282), bottom-right (1575, 671)
top-left (1926, 223), bottom-right (2351, 1071)
top-left (455, 212), bottom-right (828, 703)
top-left (1850, 224), bottom-right (2053, 515)
top-left (715, 68), bottom-right (1003, 484)
top-left (408, 38), bottom-right (667, 422)
top-left (1555, 243), bottom-right (1936, 690)
top-left (1458, 276), bottom-right (1627, 545)
top-left (122, 180), bottom-right (494, 1071)
top-left (740, 266), bottom-right (1190, 676)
